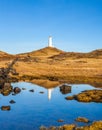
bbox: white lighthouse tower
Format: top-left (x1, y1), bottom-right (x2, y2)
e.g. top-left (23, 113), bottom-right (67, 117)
top-left (48, 36), bottom-right (53, 47)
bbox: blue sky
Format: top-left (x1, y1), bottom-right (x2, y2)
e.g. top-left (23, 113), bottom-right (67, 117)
top-left (0, 0), bottom-right (102, 54)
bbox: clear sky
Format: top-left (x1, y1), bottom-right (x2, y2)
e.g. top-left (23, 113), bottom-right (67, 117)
top-left (0, 0), bottom-right (102, 54)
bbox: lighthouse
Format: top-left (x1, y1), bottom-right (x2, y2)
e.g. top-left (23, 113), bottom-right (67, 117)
top-left (48, 36), bottom-right (53, 47)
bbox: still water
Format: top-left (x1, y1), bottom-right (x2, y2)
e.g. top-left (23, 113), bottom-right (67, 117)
top-left (0, 82), bottom-right (102, 130)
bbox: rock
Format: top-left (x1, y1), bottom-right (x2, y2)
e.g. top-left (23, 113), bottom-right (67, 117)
top-left (62, 124), bottom-right (76, 130)
top-left (1, 106), bottom-right (11, 111)
top-left (57, 119), bottom-right (64, 122)
top-left (29, 89), bottom-right (34, 92)
top-left (75, 90), bottom-right (102, 103)
top-left (65, 96), bottom-right (74, 100)
top-left (39, 91), bottom-right (44, 94)
top-left (65, 90), bottom-right (102, 103)
top-left (75, 117), bottom-right (89, 123)
top-left (0, 83), bottom-right (12, 96)
top-left (75, 121), bottom-right (102, 130)
top-left (14, 87), bottom-right (21, 94)
top-left (60, 84), bottom-right (71, 94)
top-left (9, 100), bottom-right (16, 104)
top-left (40, 121), bottom-right (102, 130)
top-left (22, 88), bottom-right (26, 90)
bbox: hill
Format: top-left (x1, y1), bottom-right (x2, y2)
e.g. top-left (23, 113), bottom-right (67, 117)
top-left (0, 47), bottom-right (102, 62)
top-left (50, 49), bottom-right (102, 60)
top-left (17, 47), bottom-right (64, 58)
top-left (0, 50), bottom-right (14, 60)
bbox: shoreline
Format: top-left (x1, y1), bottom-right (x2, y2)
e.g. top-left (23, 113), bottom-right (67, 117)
top-left (40, 120), bottom-right (102, 130)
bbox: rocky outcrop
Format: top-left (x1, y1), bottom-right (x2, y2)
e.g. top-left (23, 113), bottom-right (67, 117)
top-left (0, 83), bottom-right (12, 96)
top-left (0, 58), bottom-right (18, 89)
top-left (65, 90), bottom-right (102, 103)
top-left (40, 121), bottom-right (102, 130)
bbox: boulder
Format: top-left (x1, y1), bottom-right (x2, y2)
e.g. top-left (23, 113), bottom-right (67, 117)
top-left (0, 83), bottom-right (12, 96)
top-left (9, 100), bottom-right (16, 104)
top-left (1, 106), bottom-right (11, 111)
top-left (65, 96), bottom-right (74, 100)
top-left (75, 117), bottom-right (89, 123)
top-left (14, 87), bottom-right (21, 94)
top-left (29, 89), bottom-right (34, 92)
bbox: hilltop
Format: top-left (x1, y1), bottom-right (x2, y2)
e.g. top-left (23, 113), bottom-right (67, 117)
top-left (16, 47), bottom-right (63, 58)
top-left (1, 47), bottom-right (102, 60)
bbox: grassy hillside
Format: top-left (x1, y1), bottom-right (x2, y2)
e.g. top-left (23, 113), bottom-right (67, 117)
top-left (0, 50), bottom-right (14, 60)
top-left (50, 49), bottom-right (102, 60)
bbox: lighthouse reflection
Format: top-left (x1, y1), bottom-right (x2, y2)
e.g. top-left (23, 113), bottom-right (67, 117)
top-left (47, 88), bottom-right (54, 100)
top-left (47, 84), bottom-right (72, 100)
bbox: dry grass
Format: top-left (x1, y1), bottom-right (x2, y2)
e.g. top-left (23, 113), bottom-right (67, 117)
top-left (0, 58), bottom-right (102, 79)
top-left (0, 47), bottom-right (102, 82)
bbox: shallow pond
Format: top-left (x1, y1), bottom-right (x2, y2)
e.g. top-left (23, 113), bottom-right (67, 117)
top-left (0, 82), bottom-right (102, 130)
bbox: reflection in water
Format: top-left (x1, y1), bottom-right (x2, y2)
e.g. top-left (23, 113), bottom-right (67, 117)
top-left (0, 81), bottom-right (102, 130)
top-left (48, 88), bottom-right (54, 100)
top-left (60, 84), bottom-right (71, 94)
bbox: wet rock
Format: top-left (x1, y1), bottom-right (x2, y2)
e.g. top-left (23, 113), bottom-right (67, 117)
top-left (61, 124), bottom-right (76, 130)
top-left (75, 90), bottom-right (102, 103)
top-left (1, 106), bottom-right (11, 111)
top-left (29, 89), bottom-right (34, 92)
top-left (75, 117), bottom-right (90, 123)
top-left (57, 119), bottom-right (64, 122)
top-left (40, 121), bottom-right (102, 130)
top-left (9, 100), bottom-right (16, 104)
top-left (65, 90), bottom-right (102, 103)
top-left (65, 96), bottom-right (74, 100)
top-left (0, 83), bottom-right (12, 96)
top-left (39, 91), bottom-right (44, 94)
top-left (14, 87), bottom-right (21, 94)
top-left (60, 84), bottom-right (71, 94)
top-left (75, 121), bottom-right (102, 130)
